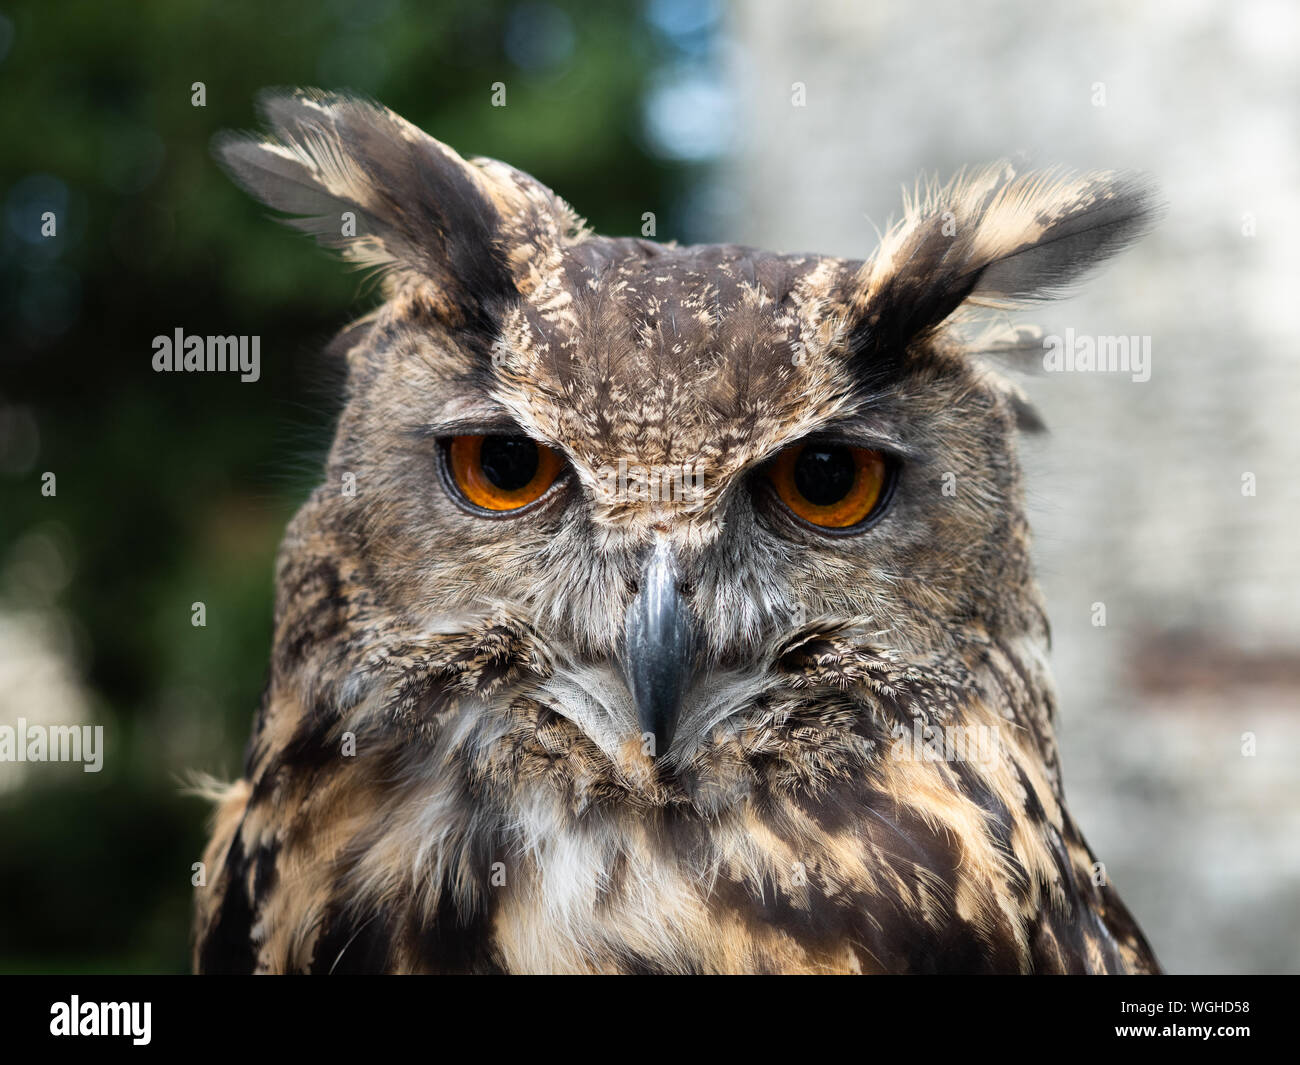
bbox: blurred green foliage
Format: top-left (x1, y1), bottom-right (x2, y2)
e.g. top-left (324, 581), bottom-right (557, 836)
top-left (0, 0), bottom-right (690, 972)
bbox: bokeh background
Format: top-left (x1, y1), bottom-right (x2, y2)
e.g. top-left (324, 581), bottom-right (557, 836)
top-left (2, 0), bottom-right (1296, 973)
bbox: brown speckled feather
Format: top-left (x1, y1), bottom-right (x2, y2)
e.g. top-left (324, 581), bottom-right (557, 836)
top-left (194, 90), bottom-right (1160, 975)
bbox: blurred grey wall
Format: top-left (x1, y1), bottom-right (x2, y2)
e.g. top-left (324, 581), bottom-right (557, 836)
top-left (717, 0), bottom-right (1300, 973)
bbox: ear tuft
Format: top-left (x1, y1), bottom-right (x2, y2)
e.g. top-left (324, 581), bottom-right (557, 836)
top-left (213, 88), bottom-right (578, 328)
top-left (963, 167), bottom-right (1162, 304)
top-left (849, 163), bottom-right (1163, 358)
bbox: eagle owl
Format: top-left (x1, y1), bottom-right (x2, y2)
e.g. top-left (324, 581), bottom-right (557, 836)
top-left (194, 89), bottom-right (1161, 974)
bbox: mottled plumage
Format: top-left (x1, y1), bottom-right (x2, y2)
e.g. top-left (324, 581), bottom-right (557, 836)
top-left (194, 89), bottom-right (1160, 974)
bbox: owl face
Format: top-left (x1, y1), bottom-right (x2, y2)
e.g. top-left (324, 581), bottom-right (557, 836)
top-left (219, 90), bottom-right (1156, 805)
top-left (326, 239), bottom-right (1028, 769)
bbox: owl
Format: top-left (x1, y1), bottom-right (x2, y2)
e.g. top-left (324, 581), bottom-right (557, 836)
top-left (193, 89), bottom-right (1161, 974)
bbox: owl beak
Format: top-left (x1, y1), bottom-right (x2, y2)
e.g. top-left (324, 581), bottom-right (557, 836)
top-left (621, 539), bottom-right (697, 756)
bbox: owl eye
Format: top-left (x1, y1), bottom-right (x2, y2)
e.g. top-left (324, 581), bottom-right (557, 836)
top-left (765, 443), bottom-right (894, 530)
top-left (443, 434), bottom-right (565, 513)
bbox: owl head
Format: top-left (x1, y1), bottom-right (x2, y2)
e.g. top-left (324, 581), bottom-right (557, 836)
top-left (217, 90), bottom-right (1157, 805)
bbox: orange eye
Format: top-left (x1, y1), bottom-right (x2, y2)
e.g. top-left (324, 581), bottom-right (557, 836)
top-left (445, 434), bottom-right (564, 512)
top-left (766, 444), bottom-right (891, 529)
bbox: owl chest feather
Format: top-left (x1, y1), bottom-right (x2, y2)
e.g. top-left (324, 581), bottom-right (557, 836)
top-left (448, 755), bottom-right (1056, 975)
top-left (195, 705), bottom-right (1157, 975)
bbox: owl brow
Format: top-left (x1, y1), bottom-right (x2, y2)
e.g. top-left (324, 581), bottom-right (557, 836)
top-left (800, 417), bottom-right (928, 462)
top-left (405, 415), bottom-right (530, 441)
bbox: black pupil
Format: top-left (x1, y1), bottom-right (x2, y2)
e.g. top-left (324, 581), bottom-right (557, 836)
top-left (793, 446), bottom-right (856, 506)
top-left (479, 436), bottom-right (539, 491)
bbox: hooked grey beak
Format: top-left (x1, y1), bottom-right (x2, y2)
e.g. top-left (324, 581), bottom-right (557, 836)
top-left (620, 539), bottom-right (697, 755)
